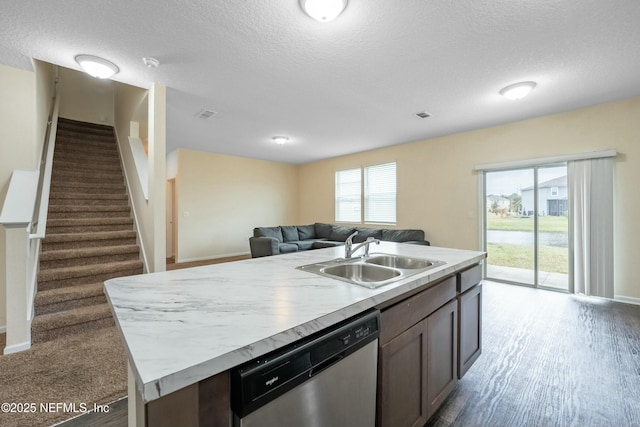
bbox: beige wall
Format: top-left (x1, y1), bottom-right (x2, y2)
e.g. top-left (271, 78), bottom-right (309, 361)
top-left (58, 67), bottom-right (115, 125)
top-left (298, 97), bottom-right (640, 300)
top-left (0, 63), bottom-right (55, 330)
top-left (175, 149), bottom-right (298, 262)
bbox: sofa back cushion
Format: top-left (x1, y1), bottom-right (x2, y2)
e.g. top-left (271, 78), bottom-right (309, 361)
top-left (382, 229), bottom-right (425, 242)
top-left (314, 223), bottom-right (334, 239)
top-left (280, 225), bottom-right (299, 242)
top-left (297, 224), bottom-right (316, 240)
top-left (254, 226), bottom-right (284, 243)
top-left (353, 227), bottom-right (383, 243)
top-left (329, 225), bottom-right (355, 242)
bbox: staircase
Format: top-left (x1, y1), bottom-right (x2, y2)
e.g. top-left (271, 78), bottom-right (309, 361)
top-left (32, 118), bottom-right (144, 343)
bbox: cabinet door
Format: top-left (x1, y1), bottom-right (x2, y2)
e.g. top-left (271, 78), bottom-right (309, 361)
top-left (426, 299), bottom-right (458, 419)
top-left (458, 283), bottom-right (482, 378)
top-left (378, 319), bottom-right (429, 427)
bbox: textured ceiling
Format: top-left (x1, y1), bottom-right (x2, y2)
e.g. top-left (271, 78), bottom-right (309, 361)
top-left (2, 1), bottom-right (640, 164)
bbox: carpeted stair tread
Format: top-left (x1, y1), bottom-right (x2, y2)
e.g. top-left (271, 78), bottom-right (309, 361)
top-left (39, 245), bottom-right (140, 269)
top-left (40, 244), bottom-right (140, 262)
top-left (45, 218), bottom-right (134, 234)
top-left (31, 304), bottom-right (113, 333)
top-left (54, 139), bottom-right (118, 152)
top-left (42, 230), bottom-right (136, 243)
top-left (52, 159), bottom-right (121, 172)
top-left (49, 192), bottom-right (128, 201)
top-left (52, 168), bottom-right (123, 180)
top-left (48, 204), bottom-right (130, 214)
top-left (53, 150), bottom-right (120, 163)
top-left (35, 282), bottom-right (104, 307)
top-left (57, 117), bottom-right (115, 133)
top-left (51, 181), bottom-right (126, 193)
top-left (47, 217), bottom-right (133, 227)
top-left (38, 260), bottom-right (143, 283)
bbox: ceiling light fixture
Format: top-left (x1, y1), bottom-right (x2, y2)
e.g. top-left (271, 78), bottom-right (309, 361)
top-left (272, 136), bottom-right (289, 145)
top-left (300, 0), bottom-right (348, 22)
top-left (142, 57), bottom-right (160, 68)
top-left (500, 81), bottom-right (537, 100)
top-left (75, 54), bottom-right (119, 79)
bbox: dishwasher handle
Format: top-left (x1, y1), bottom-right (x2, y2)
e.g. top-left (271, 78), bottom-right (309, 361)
top-left (309, 353), bottom-right (344, 377)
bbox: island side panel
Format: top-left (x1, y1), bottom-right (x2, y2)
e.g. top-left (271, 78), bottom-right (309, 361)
top-left (145, 371), bottom-right (231, 427)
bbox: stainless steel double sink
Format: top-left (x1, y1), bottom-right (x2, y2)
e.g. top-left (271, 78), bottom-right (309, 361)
top-left (296, 253), bottom-right (445, 289)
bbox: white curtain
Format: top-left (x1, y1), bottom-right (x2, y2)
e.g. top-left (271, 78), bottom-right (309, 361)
top-left (568, 158), bottom-right (614, 297)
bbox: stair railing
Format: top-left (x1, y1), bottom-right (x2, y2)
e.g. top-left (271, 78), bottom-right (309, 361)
top-left (0, 81), bottom-right (59, 354)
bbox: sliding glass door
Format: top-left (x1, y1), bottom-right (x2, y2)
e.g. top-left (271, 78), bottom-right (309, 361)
top-left (484, 164), bottom-right (569, 290)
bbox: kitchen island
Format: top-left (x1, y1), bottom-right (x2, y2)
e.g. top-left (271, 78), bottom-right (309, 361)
top-left (105, 242), bottom-right (485, 426)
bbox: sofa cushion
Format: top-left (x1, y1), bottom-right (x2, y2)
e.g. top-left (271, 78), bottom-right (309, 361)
top-left (297, 224), bottom-right (316, 240)
top-left (353, 227), bottom-right (383, 243)
top-left (314, 223), bottom-right (334, 239)
top-left (330, 226), bottom-right (355, 242)
top-left (290, 240), bottom-right (316, 251)
top-left (280, 225), bottom-right (299, 242)
top-left (254, 226), bottom-right (284, 243)
top-left (278, 243), bottom-right (299, 254)
top-left (382, 229), bottom-right (425, 242)
top-left (313, 241), bottom-right (344, 249)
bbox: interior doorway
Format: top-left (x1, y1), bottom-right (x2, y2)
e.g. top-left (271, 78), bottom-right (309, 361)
top-left (166, 179), bottom-right (175, 259)
top-left (483, 164), bottom-right (569, 291)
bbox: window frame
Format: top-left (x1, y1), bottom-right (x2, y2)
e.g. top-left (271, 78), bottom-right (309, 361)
top-left (334, 161), bottom-right (397, 225)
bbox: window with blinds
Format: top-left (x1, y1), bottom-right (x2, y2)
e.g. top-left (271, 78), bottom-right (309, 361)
top-left (364, 162), bottom-right (396, 223)
top-left (335, 162), bottom-right (396, 224)
top-left (335, 168), bottom-right (362, 222)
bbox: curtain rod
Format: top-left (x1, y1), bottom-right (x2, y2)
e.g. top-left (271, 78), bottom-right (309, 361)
top-left (474, 149), bottom-right (617, 172)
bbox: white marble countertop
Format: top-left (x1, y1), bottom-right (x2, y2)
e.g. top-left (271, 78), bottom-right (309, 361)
top-left (104, 242), bottom-right (485, 403)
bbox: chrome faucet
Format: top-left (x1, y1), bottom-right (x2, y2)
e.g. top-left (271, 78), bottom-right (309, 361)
top-left (344, 231), bottom-right (380, 259)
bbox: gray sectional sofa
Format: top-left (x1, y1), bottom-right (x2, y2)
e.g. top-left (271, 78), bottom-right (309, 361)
top-left (249, 222), bottom-right (430, 258)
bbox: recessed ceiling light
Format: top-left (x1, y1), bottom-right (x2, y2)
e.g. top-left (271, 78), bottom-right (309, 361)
top-left (300, 0), bottom-right (348, 22)
top-left (75, 54), bottom-right (119, 79)
top-left (142, 57), bottom-right (160, 68)
top-left (272, 136), bottom-right (289, 145)
top-left (500, 81), bottom-right (537, 100)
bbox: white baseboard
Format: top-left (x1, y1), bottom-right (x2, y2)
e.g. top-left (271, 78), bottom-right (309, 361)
top-left (4, 341), bottom-right (31, 355)
top-left (176, 252), bottom-right (250, 264)
top-left (614, 294), bottom-right (640, 306)
top-left (0, 325), bottom-right (5, 334)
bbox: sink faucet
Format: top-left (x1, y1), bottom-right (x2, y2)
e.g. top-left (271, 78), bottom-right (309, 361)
top-left (344, 231), bottom-right (380, 259)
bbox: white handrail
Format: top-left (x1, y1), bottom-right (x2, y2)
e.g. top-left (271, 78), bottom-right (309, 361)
top-left (29, 95), bottom-right (60, 240)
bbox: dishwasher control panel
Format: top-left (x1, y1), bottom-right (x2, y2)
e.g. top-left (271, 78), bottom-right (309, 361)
top-left (230, 309), bottom-right (380, 418)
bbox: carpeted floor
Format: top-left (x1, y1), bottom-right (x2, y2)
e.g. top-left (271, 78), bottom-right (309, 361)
top-left (0, 325), bottom-right (126, 427)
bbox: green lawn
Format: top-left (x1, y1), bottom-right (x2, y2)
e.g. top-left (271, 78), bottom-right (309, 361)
top-left (487, 243), bottom-right (569, 274)
top-left (487, 215), bottom-right (568, 233)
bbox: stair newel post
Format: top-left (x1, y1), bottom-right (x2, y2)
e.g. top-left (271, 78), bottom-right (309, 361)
top-left (3, 224), bottom-right (32, 354)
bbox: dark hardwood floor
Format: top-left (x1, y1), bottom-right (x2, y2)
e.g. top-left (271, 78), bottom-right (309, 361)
top-left (427, 281), bottom-right (640, 427)
top-left (52, 281), bottom-right (640, 427)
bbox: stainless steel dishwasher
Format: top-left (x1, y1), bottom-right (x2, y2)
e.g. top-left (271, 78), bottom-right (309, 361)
top-left (231, 309), bottom-right (380, 427)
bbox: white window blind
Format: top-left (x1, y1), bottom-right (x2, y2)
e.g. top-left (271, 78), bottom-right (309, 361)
top-left (335, 168), bottom-right (361, 222)
top-left (364, 162), bottom-right (396, 223)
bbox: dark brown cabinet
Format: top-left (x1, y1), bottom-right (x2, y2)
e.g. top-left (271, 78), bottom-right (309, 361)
top-left (457, 265), bottom-right (482, 379)
top-left (377, 277), bottom-right (458, 427)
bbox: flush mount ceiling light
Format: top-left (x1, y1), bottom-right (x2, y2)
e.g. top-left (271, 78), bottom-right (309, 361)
top-left (75, 54), bottom-right (119, 79)
top-left (272, 136), bottom-right (289, 145)
top-left (500, 81), bottom-right (537, 100)
top-left (300, 0), bottom-right (348, 22)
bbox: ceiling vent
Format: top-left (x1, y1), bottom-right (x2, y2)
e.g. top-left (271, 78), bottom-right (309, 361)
top-left (195, 109), bottom-right (217, 120)
top-left (416, 111), bottom-right (430, 119)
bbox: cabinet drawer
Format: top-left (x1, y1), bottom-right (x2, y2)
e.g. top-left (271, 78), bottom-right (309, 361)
top-left (380, 276), bottom-right (456, 345)
top-left (457, 264), bottom-right (481, 293)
